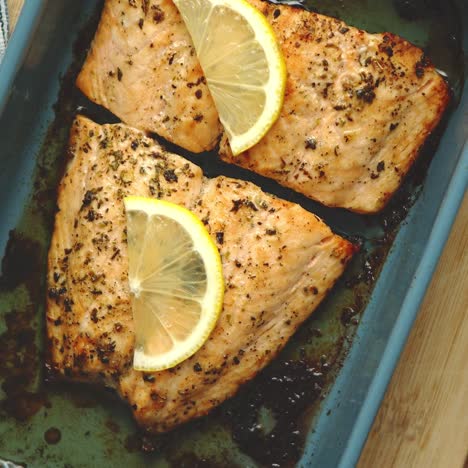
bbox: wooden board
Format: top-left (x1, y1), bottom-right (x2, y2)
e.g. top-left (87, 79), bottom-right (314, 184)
top-left (359, 194), bottom-right (468, 468)
top-left (6, 0), bottom-right (23, 32)
top-left (6, 1), bottom-right (468, 466)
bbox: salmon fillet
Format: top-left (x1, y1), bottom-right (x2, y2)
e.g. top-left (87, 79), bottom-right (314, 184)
top-left (220, 0), bottom-right (450, 213)
top-left (47, 115), bottom-right (355, 432)
top-left (76, 0), bottom-right (222, 153)
top-left (77, 0), bottom-right (449, 213)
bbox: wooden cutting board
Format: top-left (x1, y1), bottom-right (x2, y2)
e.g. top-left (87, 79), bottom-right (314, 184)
top-left (7, 1), bottom-right (468, 466)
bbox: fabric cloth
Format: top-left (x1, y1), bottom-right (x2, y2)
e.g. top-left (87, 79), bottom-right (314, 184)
top-left (0, 0), bottom-right (9, 62)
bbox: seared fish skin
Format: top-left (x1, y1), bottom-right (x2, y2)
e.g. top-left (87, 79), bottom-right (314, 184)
top-left (76, 0), bottom-right (222, 153)
top-left (47, 115), bottom-right (355, 432)
top-left (220, 0), bottom-right (450, 213)
top-left (78, 0), bottom-right (449, 213)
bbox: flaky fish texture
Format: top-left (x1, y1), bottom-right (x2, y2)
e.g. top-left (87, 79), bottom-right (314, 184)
top-left (46, 115), bottom-right (355, 432)
top-left (77, 0), bottom-right (449, 213)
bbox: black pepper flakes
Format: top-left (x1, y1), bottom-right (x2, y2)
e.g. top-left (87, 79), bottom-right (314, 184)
top-left (273, 8), bottom-right (281, 18)
top-left (193, 363), bottom-right (202, 372)
top-left (380, 44), bottom-right (394, 57)
top-left (151, 5), bottom-right (165, 23)
top-left (64, 297), bottom-right (74, 312)
top-left (322, 83), bottom-right (332, 98)
top-left (55, 287), bottom-right (69, 304)
top-left (390, 122), bottom-right (399, 131)
top-left (81, 190), bottom-right (96, 209)
top-left (117, 67), bottom-right (123, 81)
top-left (415, 55), bottom-right (430, 78)
top-left (163, 169), bottom-right (178, 183)
top-left (216, 232), bottom-right (224, 244)
top-left (356, 85), bottom-right (376, 103)
top-left (91, 308), bottom-right (99, 323)
top-left (305, 137), bottom-right (317, 150)
top-left (231, 199), bottom-right (258, 213)
top-left (97, 342), bottom-right (116, 364)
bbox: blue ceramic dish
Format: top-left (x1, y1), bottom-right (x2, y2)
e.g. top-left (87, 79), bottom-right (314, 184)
top-left (0, 1), bottom-right (466, 467)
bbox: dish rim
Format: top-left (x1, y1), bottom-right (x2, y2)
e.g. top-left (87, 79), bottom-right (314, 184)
top-left (338, 140), bottom-right (467, 467)
top-left (0, 2), bottom-right (467, 466)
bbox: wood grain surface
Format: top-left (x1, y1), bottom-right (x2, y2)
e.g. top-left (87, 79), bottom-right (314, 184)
top-left (6, 0), bottom-right (22, 31)
top-left (359, 194), bottom-right (468, 468)
top-left (6, 1), bottom-right (468, 467)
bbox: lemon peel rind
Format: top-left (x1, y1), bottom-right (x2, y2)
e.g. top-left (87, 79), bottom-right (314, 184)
top-left (174, 0), bottom-right (287, 156)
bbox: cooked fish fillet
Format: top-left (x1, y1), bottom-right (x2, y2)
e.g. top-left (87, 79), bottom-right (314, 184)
top-left (219, 0), bottom-right (450, 213)
top-left (77, 0), bottom-right (449, 213)
top-left (76, 0), bottom-right (222, 153)
top-left (47, 115), bottom-right (355, 432)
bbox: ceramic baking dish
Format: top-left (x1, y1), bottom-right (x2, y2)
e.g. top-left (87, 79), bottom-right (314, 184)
top-left (0, 1), bottom-right (466, 467)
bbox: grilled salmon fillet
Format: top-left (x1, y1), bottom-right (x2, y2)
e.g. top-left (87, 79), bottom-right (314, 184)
top-left (47, 115), bottom-right (355, 432)
top-left (77, 0), bottom-right (449, 213)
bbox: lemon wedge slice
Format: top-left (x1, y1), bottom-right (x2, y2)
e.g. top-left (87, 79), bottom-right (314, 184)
top-left (124, 196), bottom-right (224, 372)
top-left (174, 0), bottom-right (287, 155)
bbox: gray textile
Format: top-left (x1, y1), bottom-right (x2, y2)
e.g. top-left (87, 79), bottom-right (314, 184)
top-left (0, 0), bottom-right (9, 62)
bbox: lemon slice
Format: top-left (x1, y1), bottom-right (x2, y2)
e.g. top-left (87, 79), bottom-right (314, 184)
top-left (174, 0), bottom-right (287, 155)
top-left (124, 196), bottom-right (224, 371)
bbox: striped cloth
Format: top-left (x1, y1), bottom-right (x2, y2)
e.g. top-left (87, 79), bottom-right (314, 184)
top-left (0, 0), bottom-right (8, 62)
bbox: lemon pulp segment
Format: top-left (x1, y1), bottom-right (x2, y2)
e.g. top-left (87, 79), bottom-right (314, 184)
top-left (174, 0), bottom-right (287, 155)
top-left (125, 197), bottom-right (224, 371)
